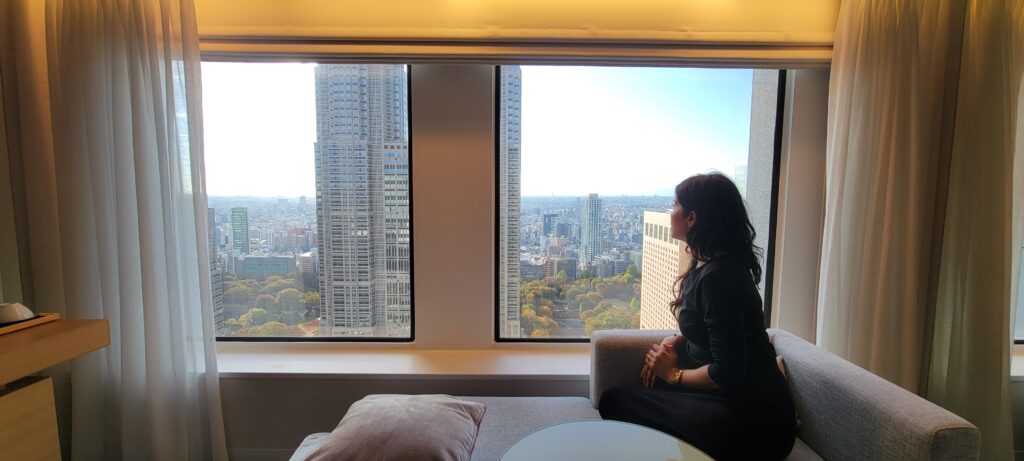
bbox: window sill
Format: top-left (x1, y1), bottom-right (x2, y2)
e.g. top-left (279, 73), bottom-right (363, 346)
top-left (217, 341), bottom-right (1021, 380)
top-left (215, 342), bottom-right (591, 379)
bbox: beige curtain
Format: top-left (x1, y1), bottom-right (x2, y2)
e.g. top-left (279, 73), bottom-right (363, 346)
top-left (1, 0), bottom-right (228, 459)
top-left (817, 0), bottom-right (961, 391)
top-left (1015, 3), bottom-right (1024, 341)
top-left (0, 0), bottom-right (65, 312)
top-left (0, 1), bottom-right (70, 455)
top-left (821, 0), bottom-right (1021, 459)
top-left (925, 1), bottom-right (1022, 460)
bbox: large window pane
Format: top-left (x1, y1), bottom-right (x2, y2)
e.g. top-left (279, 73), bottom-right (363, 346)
top-left (497, 66), bottom-right (779, 340)
top-left (203, 63), bottom-right (411, 339)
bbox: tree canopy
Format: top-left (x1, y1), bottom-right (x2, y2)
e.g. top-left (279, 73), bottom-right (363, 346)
top-left (517, 271), bottom-right (641, 338)
top-left (221, 274), bottom-right (319, 335)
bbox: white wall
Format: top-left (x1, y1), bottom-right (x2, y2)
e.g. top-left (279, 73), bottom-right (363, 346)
top-left (769, 69), bottom-right (830, 341)
top-left (411, 64), bottom-right (498, 349)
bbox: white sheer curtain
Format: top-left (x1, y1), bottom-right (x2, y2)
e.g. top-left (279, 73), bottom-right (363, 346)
top-left (1, 0), bottom-right (227, 458)
top-left (822, 0), bottom-right (1020, 459)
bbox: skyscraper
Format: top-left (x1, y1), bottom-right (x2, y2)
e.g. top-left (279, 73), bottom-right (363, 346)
top-left (314, 64), bottom-right (410, 337)
top-left (542, 213), bottom-right (559, 237)
top-left (639, 211), bottom-right (689, 330)
top-left (580, 193), bottom-right (602, 265)
top-left (498, 66), bottom-right (522, 338)
top-left (208, 208), bottom-right (225, 335)
top-left (230, 207), bottom-right (249, 254)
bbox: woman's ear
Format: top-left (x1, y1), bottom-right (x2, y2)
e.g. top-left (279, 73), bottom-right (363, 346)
top-left (686, 211), bottom-right (697, 227)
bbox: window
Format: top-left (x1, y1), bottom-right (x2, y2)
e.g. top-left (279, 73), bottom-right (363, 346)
top-left (203, 62), bottom-right (412, 340)
top-left (496, 66), bottom-right (781, 340)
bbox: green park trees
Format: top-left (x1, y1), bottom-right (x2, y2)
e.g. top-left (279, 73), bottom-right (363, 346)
top-left (221, 273), bottom-right (319, 337)
top-left (518, 269), bottom-right (642, 338)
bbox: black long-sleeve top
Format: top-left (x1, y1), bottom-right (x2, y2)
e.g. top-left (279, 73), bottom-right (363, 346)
top-left (674, 257), bottom-right (794, 417)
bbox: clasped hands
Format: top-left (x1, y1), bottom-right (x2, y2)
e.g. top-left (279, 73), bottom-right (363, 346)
top-left (641, 334), bottom-right (683, 388)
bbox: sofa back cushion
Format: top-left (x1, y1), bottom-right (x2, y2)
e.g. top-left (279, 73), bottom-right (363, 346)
top-left (767, 329), bottom-right (980, 461)
top-left (307, 394), bottom-right (486, 461)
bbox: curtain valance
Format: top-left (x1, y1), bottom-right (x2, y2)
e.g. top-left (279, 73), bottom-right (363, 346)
top-left (196, 0), bottom-right (839, 67)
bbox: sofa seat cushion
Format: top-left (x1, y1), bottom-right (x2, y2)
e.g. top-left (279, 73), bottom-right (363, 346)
top-left (290, 395), bottom-right (821, 461)
top-left (462, 396), bottom-right (601, 461)
top-left (290, 433), bottom-right (330, 461)
top-left (290, 396), bottom-right (600, 461)
top-left (786, 438), bottom-right (824, 461)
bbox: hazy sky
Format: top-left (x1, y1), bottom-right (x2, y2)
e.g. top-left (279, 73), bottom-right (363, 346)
top-left (201, 63), bottom-right (752, 197)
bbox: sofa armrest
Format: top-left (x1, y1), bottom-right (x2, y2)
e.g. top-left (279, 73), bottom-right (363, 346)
top-left (768, 329), bottom-right (981, 460)
top-left (589, 329), bottom-right (675, 408)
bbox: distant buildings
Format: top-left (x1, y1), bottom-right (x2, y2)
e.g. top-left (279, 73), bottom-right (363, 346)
top-left (230, 207), bottom-right (250, 254)
top-left (595, 258), bottom-right (616, 278)
top-left (580, 193), bottom-right (603, 265)
top-left (542, 213), bottom-right (559, 237)
top-left (208, 208), bottom-right (225, 335)
top-left (275, 228), bottom-right (315, 253)
top-left (237, 255), bottom-right (296, 280)
top-left (546, 237), bottom-right (569, 258)
top-left (498, 66), bottom-right (523, 338)
top-left (553, 258), bottom-right (577, 280)
top-left (593, 257), bottom-right (632, 278)
top-left (297, 251), bottom-right (318, 293)
top-left (314, 64), bottom-right (411, 337)
top-left (555, 222), bottom-right (572, 238)
top-left (640, 211), bottom-right (689, 330)
top-left (521, 259), bottom-right (545, 281)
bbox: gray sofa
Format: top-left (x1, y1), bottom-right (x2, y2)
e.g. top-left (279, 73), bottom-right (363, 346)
top-left (293, 329), bottom-right (980, 460)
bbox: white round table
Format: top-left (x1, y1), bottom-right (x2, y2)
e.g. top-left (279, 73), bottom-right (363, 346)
top-left (500, 419), bottom-right (715, 461)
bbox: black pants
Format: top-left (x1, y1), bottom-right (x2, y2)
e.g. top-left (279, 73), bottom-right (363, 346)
top-left (598, 386), bottom-right (795, 461)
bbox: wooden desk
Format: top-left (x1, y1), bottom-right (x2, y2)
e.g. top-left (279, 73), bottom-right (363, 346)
top-left (0, 319), bottom-right (110, 461)
top-left (0, 319), bottom-right (110, 386)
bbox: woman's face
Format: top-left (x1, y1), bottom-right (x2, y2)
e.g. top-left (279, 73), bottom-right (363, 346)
top-left (670, 199), bottom-right (695, 242)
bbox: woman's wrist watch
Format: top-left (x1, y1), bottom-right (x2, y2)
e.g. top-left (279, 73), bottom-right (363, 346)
top-left (668, 368), bottom-right (684, 385)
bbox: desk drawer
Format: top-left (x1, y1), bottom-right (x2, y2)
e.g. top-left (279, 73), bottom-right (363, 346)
top-left (0, 376), bottom-right (60, 461)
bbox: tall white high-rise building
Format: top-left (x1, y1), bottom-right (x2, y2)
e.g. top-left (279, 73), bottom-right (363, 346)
top-left (639, 211), bottom-right (690, 330)
top-left (314, 64), bottom-right (410, 337)
top-left (498, 66), bottom-right (522, 338)
top-left (580, 193), bottom-right (602, 265)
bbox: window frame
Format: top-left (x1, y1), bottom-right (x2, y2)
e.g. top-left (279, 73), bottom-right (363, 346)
top-left (493, 66), bottom-right (789, 343)
top-left (210, 62), bottom-right (416, 343)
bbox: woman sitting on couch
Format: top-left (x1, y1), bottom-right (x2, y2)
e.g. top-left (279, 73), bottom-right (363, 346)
top-left (598, 173), bottom-right (796, 461)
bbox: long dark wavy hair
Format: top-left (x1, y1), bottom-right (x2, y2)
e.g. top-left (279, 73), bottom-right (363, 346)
top-left (669, 173), bottom-right (763, 314)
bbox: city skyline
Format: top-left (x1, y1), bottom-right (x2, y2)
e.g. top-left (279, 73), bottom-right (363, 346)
top-left (201, 63), bottom-right (752, 198)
